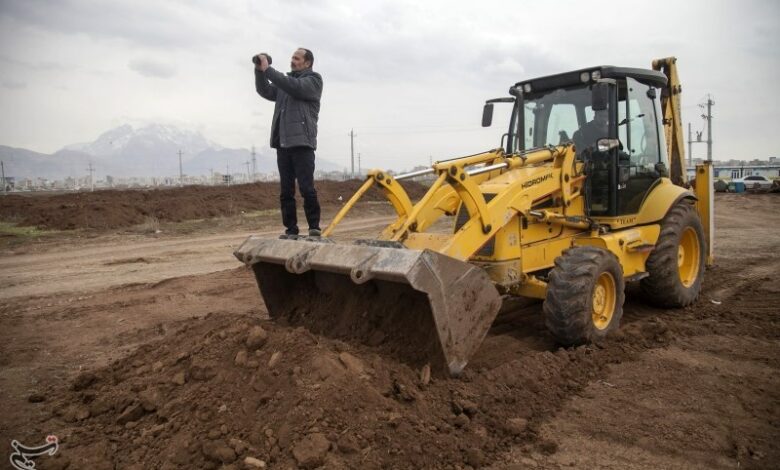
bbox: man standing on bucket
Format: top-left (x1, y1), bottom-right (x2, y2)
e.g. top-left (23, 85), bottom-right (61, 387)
top-left (254, 48), bottom-right (323, 238)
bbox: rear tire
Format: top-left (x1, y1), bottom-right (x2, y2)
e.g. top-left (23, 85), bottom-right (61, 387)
top-left (544, 246), bottom-right (625, 345)
top-left (640, 202), bottom-right (705, 307)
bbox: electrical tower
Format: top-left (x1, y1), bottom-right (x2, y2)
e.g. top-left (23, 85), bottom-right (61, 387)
top-left (358, 153), bottom-right (361, 175)
top-left (251, 146), bottom-right (257, 182)
top-left (245, 160), bottom-right (251, 182)
top-left (87, 162), bottom-right (95, 192)
top-left (178, 149), bottom-right (184, 186)
top-left (1, 160), bottom-right (6, 195)
top-left (349, 129), bottom-right (356, 178)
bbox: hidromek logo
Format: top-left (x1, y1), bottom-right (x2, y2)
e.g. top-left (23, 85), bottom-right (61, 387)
top-left (522, 173), bottom-right (553, 189)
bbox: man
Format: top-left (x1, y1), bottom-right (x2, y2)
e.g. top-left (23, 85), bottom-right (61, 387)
top-left (572, 108), bottom-right (609, 159)
top-left (254, 48), bottom-right (323, 238)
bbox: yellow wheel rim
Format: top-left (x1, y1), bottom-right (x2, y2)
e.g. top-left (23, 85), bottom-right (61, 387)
top-left (592, 272), bottom-right (616, 330)
top-left (678, 227), bottom-right (701, 288)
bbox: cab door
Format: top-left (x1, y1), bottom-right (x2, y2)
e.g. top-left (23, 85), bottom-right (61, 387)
top-left (616, 77), bottom-right (664, 215)
top-left (582, 80), bottom-right (619, 217)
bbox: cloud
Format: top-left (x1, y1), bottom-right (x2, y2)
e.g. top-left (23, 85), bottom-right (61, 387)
top-left (0, 0), bottom-right (778, 164)
top-left (1, 79), bottom-right (26, 89)
top-left (0, 0), bottom-right (232, 49)
top-left (128, 58), bottom-right (176, 78)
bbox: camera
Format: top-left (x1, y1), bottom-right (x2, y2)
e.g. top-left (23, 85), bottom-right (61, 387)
top-left (252, 53), bottom-right (272, 66)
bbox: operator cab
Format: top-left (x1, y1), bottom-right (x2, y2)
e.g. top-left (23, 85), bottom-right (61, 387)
top-left (485, 66), bottom-right (670, 218)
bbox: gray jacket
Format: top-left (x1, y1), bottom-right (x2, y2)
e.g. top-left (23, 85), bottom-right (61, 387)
top-left (255, 67), bottom-right (323, 149)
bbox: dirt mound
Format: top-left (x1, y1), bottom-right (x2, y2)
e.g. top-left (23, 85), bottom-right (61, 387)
top-left (0, 180), bottom-right (429, 231)
top-left (29, 306), bottom-right (670, 470)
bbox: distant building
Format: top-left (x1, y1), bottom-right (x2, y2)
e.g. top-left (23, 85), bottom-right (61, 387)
top-left (686, 158), bottom-right (780, 180)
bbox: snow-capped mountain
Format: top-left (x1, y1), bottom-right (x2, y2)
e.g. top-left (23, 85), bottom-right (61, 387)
top-left (3, 124), bottom-right (341, 179)
top-left (64, 124), bottom-right (219, 160)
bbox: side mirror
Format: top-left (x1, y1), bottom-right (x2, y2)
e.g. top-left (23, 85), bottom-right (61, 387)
top-left (592, 82), bottom-right (610, 111)
top-left (597, 138), bottom-right (620, 152)
top-left (482, 103), bottom-right (494, 127)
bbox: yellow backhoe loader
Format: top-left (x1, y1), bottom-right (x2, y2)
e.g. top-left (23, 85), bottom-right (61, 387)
top-left (235, 57), bottom-right (714, 376)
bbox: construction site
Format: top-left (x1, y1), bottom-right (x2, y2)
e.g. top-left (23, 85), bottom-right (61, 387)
top-left (0, 178), bottom-right (777, 470)
top-left (1, 51), bottom-right (779, 470)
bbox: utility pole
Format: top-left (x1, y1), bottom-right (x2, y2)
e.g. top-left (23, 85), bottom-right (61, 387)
top-left (210, 168), bottom-right (214, 186)
top-left (1, 160), bottom-right (6, 195)
top-left (251, 146), bottom-right (257, 182)
top-left (705, 95), bottom-right (714, 161)
top-left (699, 95), bottom-right (714, 162)
top-left (245, 160), bottom-right (251, 182)
top-left (349, 129), bottom-right (356, 177)
top-left (687, 123), bottom-right (693, 166)
top-left (87, 161), bottom-right (95, 192)
top-left (358, 153), bottom-right (361, 175)
top-left (178, 149), bottom-right (184, 186)
top-left (226, 162), bottom-right (230, 187)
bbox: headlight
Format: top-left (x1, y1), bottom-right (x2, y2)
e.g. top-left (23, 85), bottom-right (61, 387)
top-left (523, 83), bottom-right (532, 93)
top-left (591, 70), bottom-right (602, 80)
top-left (580, 72), bottom-right (590, 83)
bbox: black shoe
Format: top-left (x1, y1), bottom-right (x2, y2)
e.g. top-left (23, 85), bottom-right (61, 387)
top-left (308, 228), bottom-right (322, 237)
top-left (279, 233), bottom-right (299, 240)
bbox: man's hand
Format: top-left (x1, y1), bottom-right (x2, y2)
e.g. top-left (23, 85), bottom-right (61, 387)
top-left (255, 53), bottom-right (269, 72)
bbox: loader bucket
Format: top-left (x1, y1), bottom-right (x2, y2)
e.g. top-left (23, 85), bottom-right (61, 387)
top-left (234, 236), bottom-right (502, 376)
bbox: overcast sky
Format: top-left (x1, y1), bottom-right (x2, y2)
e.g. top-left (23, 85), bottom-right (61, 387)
top-left (1, 0), bottom-right (778, 171)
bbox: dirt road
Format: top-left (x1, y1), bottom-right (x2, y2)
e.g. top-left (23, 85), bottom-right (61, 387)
top-left (0, 194), bottom-right (778, 469)
top-left (0, 214), bottom-right (393, 300)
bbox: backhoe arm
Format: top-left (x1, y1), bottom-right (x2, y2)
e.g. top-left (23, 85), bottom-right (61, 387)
top-left (652, 57), bottom-right (687, 186)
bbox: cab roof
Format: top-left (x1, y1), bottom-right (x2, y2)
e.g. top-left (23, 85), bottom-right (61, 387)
top-left (514, 66), bottom-right (668, 94)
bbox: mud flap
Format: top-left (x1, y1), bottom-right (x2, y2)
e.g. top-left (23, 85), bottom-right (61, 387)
top-left (234, 236), bottom-right (502, 376)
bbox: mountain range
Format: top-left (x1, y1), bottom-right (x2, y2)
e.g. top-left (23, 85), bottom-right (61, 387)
top-left (0, 124), bottom-right (342, 179)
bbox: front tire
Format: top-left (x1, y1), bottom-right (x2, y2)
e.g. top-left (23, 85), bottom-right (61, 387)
top-left (640, 202), bottom-right (705, 307)
top-left (544, 246), bottom-right (625, 345)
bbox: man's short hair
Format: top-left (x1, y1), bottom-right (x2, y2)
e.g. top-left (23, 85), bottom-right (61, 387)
top-left (299, 48), bottom-right (314, 67)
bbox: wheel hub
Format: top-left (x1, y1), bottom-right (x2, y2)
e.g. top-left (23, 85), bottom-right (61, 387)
top-left (677, 227), bottom-right (701, 288)
top-left (592, 272), bottom-right (616, 330)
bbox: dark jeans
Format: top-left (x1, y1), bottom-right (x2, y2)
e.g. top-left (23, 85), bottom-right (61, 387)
top-left (277, 146), bottom-right (320, 235)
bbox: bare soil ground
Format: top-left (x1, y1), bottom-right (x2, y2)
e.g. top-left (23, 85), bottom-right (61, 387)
top-left (0, 190), bottom-right (778, 470)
